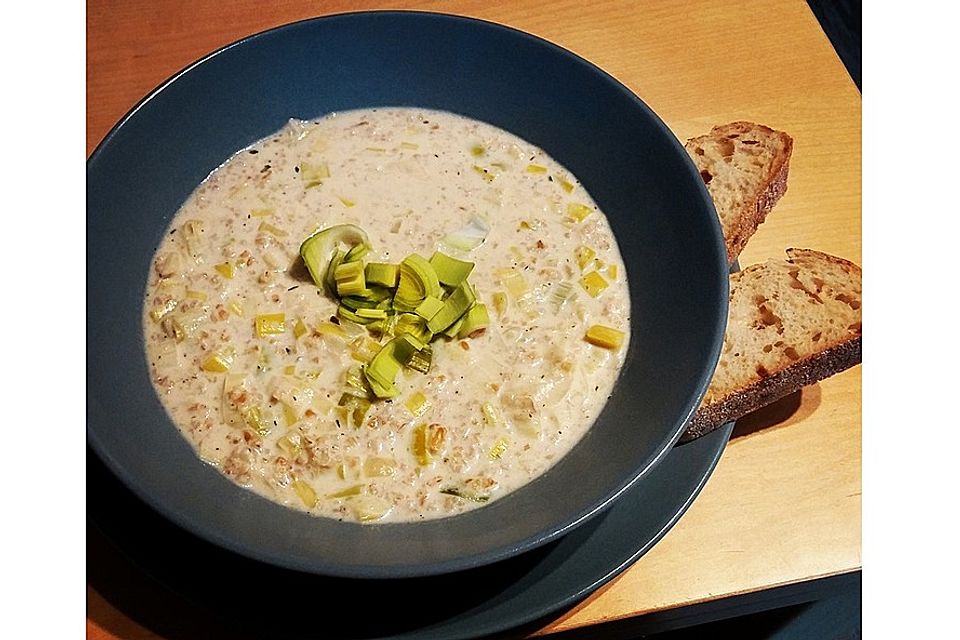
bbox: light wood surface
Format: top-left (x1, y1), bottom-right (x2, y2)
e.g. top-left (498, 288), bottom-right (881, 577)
top-left (87, 0), bottom-right (861, 637)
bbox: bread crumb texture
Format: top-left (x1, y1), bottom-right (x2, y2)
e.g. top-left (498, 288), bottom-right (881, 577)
top-left (704, 248), bottom-right (861, 406)
top-left (685, 122), bottom-right (793, 264)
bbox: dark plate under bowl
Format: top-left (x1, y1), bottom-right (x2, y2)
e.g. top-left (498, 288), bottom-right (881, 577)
top-left (87, 11), bottom-right (728, 579)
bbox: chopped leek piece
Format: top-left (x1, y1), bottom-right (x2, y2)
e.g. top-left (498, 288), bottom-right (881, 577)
top-left (406, 344), bottom-right (432, 374)
top-left (291, 479), bottom-right (318, 508)
top-left (526, 163), bottom-right (548, 173)
top-left (492, 291), bottom-right (508, 316)
top-left (489, 437), bottom-right (509, 460)
top-left (567, 202), bottom-right (594, 222)
top-left (606, 264), bottom-right (619, 280)
top-left (214, 262), bottom-right (235, 279)
top-left (324, 249), bottom-right (346, 295)
top-left (411, 425), bottom-right (428, 466)
top-left (340, 287), bottom-right (393, 310)
top-left (181, 219), bottom-right (205, 256)
top-left (169, 311), bottom-right (206, 342)
top-left (412, 423), bottom-right (446, 466)
top-left (550, 282), bottom-right (575, 311)
top-left (244, 406), bottom-right (271, 436)
top-left (499, 271), bottom-right (530, 300)
top-left (443, 316), bottom-right (465, 339)
top-left (414, 296), bottom-right (444, 321)
top-left (575, 246), bottom-right (596, 270)
top-left (200, 350), bottom-right (234, 373)
top-left (255, 313), bottom-right (286, 336)
top-left (559, 178), bottom-right (576, 193)
top-left (334, 259), bottom-right (364, 280)
top-left (429, 252), bottom-right (475, 287)
top-left (481, 402), bottom-right (502, 427)
top-left (251, 208), bottom-right (274, 217)
top-left (186, 289), bottom-right (207, 302)
top-left (394, 254), bottom-right (442, 311)
top-left (150, 299), bottom-right (178, 323)
top-left (440, 487), bottom-right (489, 503)
top-left (404, 391), bottom-right (431, 417)
top-left (334, 260), bottom-right (368, 297)
top-left (365, 262), bottom-right (399, 288)
top-left (579, 271), bottom-right (609, 298)
top-left (470, 144), bottom-right (486, 157)
top-left (363, 335), bottom-right (421, 399)
top-left (426, 282), bottom-right (477, 334)
top-left (472, 165), bottom-right (495, 182)
top-left (299, 224), bottom-right (371, 290)
top-left (585, 324), bottom-right (626, 350)
top-left (283, 403), bottom-right (299, 427)
top-left (365, 371), bottom-right (400, 399)
top-left (395, 313), bottom-right (433, 344)
top-left (338, 392), bottom-right (372, 428)
top-left (316, 322), bottom-right (348, 339)
top-left (349, 336), bottom-right (382, 363)
top-left (337, 458), bottom-right (361, 481)
top-left (457, 303), bottom-right (489, 338)
top-left (277, 432), bottom-right (302, 459)
top-left (283, 365), bottom-right (297, 376)
top-left (352, 495), bottom-right (392, 522)
top-left (400, 141), bottom-right (419, 150)
top-left (343, 242), bottom-right (370, 263)
top-left (337, 195), bottom-right (356, 208)
top-left (368, 312), bottom-right (398, 337)
top-left (363, 457), bottom-right (397, 477)
top-left (329, 484), bottom-right (364, 499)
top-left (227, 301), bottom-right (244, 317)
top-left (356, 308), bottom-right (388, 320)
top-left (338, 305), bottom-right (376, 325)
top-left (441, 215), bottom-right (490, 252)
top-left (300, 161), bottom-right (330, 188)
top-left (258, 221), bottom-right (288, 237)
top-left (293, 318), bottom-right (308, 339)
top-left (345, 364), bottom-right (373, 397)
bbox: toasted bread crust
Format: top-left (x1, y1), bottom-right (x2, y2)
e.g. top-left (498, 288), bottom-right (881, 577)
top-left (681, 335), bottom-right (861, 442)
top-left (680, 246), bottom-right (861, 443)
top-left (733, 143), bottom-right (791, 261)
top-left (785, 247), bottom-right (861, 274)
top-left (686, 122), bottom-right (794, 265)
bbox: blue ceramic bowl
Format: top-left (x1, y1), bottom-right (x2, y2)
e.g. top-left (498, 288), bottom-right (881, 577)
top-left (87, 11), bottom-right (728, 579)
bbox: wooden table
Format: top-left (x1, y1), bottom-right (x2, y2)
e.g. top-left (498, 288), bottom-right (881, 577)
top-left (87, 1), bottom-right (861, 637)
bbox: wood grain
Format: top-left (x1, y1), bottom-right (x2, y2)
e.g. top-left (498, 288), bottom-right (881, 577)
top-left (87, 1), bottom-right (861, 637)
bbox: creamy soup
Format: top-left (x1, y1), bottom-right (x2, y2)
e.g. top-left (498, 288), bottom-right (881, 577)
top-left (143, 108), bottom-right (630, 523)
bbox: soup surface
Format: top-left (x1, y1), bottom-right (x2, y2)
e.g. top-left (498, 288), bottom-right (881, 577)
top-left (143, 108), bottom-right (630, 523)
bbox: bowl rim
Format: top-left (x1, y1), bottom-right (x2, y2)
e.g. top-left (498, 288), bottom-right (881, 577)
top-left (87, 9), bottom-right (729, 579)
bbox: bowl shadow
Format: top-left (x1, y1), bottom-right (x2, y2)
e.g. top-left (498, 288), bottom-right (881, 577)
top-left (88, 446), bottom-right (578, 639)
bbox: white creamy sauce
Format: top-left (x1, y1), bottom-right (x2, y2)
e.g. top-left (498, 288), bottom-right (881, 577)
top-left (143, 108), bottom-right (630, 523)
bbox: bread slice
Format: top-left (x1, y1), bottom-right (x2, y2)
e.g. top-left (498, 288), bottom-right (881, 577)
top-left (681, 248), bottom-right (861, 442)
top-left (685, 122), bottom-right (794, 265)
